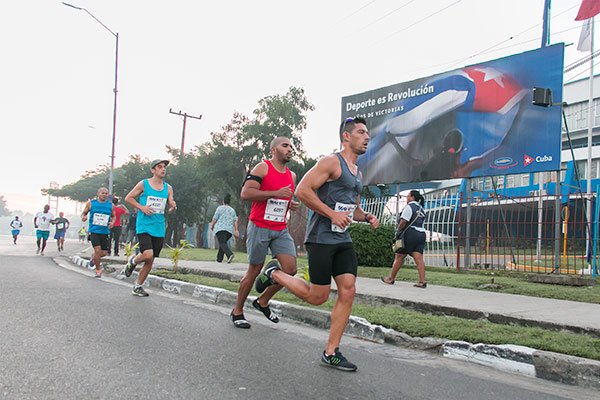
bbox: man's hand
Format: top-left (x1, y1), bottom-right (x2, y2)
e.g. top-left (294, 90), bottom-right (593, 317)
top-left (274, 185), bottom-right (293, 199)
top-left (330, 211), bottom-right (352, 230)
top-left (140, 205), bottom-right (155, 216)
top-left (365, 214), bottom-right (380, 229)
top-left (289, 200), bottom-right (300, 211)
top-left (167, 200), bottom-right (177, 214)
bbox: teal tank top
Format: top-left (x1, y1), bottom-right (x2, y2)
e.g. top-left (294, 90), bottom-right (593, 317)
top-left (89, 199), bottom-right (113, 235)
top-left (136, 179), bottom-right (169, 237)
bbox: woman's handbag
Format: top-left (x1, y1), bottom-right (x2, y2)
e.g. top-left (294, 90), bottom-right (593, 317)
top-left (391, 207), bottom-right (421, 253)
top-left (391, 237), bottom-right (404, 252)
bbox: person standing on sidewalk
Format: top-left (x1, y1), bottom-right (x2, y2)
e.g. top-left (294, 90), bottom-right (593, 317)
top-left (109, 197), bottom-right (129, 256)
top-left (10, 216), bottom-right (23, 244)
top-left (34, 205), bottom-right (54, 256)
top-left (123, 159), bottom-right (177, 297)
top-left (210, 193), bottom-right (239, 263)
top-left (255, 117), bottom-right (379, 371)
top-left (230, 136), bottom-right (299, 329)
top-left (382, 190), bottom-right (427, 288)
top-left (52, 212), bottom-right (70, 252)
top-left (81, 187), bottom-right (115, 278)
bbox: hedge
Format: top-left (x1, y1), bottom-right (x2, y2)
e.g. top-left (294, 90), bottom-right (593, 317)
top-left (348, 223), bottom-right (395, 268)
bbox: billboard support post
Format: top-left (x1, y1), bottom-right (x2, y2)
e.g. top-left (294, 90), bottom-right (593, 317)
top-left (465, 179), bottom-right (472, 269)
top-left (554, 173), bottom-right (561, 272)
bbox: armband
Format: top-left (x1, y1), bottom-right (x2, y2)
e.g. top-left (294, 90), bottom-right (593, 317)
top-left (244, 174), bottom-right (263, 185)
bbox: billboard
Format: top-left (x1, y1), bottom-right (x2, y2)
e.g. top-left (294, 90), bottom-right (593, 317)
top-left (343, 44), bottom-right (564, 185)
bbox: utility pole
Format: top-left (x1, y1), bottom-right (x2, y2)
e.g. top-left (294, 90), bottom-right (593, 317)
top-left (169, 109), bottom-right (202, 154)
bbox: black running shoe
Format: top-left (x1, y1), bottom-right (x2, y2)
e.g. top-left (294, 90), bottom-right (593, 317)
top-left (124, 255), bottom-right (136, 277)
top-left (255, 259), bottom-right (280, 294)
top-left (321, 348), bottom-right (357, 372)
top-left (252, 298), bottom-right (279, 323)
top-left (230, 311), bottom-right (251, 329)
top-left (132, 285), bottom-right (149, 297)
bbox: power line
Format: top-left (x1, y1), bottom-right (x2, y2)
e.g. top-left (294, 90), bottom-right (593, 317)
top-left (355, 0), bottom-right (418, 34)
top-left (332, 0), bottom-right (378, 27)
top-left (378, 0), bottom-right (462, 44)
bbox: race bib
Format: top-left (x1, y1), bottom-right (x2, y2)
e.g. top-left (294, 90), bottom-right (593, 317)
top-left (264, 199), bottom-right (289, 222)
top-left (331, 202), bottom-right (356, 233)
top-left (57, 223), bottom-right (64, 230)
top-left (92, 213), bottom-right (110, 227)
top-left (147, 196), bottom-right (167, 214)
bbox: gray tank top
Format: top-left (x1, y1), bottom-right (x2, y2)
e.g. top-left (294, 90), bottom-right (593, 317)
top-left (305, 153), bottom-right (363, 244)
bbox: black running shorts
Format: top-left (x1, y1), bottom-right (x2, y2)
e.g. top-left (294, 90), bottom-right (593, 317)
top-left (306, 242), bottom-right (358, 285)
top-left (89, 233), bottom-right (110, 251)
top-left (137, 233), bottom-right (164, 258)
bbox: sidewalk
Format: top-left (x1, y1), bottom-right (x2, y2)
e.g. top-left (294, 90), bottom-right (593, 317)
top-left (69, 250), bottom-right (600, 389)
top-left (97, 254), bottom-right (600, 337)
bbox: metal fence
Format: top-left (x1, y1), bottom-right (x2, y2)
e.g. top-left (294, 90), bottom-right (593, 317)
top-left (361, 188), bottom-right (596, 275)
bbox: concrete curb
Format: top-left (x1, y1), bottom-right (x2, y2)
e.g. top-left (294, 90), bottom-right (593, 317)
top-left (66, 255), bottom-right (600, 389)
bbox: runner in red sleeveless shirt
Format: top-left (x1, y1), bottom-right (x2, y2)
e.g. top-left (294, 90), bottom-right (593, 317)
top-left (230, 136), bottom-right (299, 329)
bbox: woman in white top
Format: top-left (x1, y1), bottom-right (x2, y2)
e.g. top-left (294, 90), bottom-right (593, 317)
top-left (382, 190), bottom-right (428, 288)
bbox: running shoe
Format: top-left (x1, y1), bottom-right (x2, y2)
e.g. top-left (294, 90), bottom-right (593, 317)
top-left (124, 255), bottom-right (136, 277)
top-left (321, 348), bottom-right (357, 372)
top-left (255, 259), bottom-right (280, 294)
top-left (230, 311), bottom-right (251, 329)
top-left (252, 298), bottom-right (279, 323)
top-left (132, 285), bottom-right (149, 297)
top-left (94, 272), bottom-right (102, 279)
top-left (227, 254), bottom-right (235, 263)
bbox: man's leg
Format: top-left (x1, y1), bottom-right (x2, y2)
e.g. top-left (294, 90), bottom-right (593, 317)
top-left (325, 273), bottom-right (356, 355)
top-left (232, 263), bottom-right (263, 315)
top-left (271, 269), bottom-right (330, 305)
top-left (36, 234), bottom-right (41, 252)
top-left (255, 253), bottom-right (297, 307)
top-left (41, 236), bottom-right (48, 254)
top-left (215, 231), bottom-right (227, 262)
top-left (136, 249), bottom-right (155, 286)
top-left (113, 227), bottom-right (122, 256)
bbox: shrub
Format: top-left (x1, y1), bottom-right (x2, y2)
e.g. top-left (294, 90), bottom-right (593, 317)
top-left (348, 223), bottom-right (395, 267)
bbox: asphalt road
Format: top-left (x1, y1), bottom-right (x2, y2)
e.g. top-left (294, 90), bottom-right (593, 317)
top-left (0, 236), bottom-right (597, 400)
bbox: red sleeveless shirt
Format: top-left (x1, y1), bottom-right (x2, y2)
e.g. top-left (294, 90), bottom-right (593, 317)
top-left (249, 160), bottom-right (294, 231)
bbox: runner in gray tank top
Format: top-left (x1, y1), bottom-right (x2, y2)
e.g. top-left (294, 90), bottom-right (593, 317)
top-left (255, 117), bottom-right (379, 372)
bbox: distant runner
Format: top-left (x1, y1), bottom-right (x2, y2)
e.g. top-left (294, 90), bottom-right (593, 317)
top-left (52, 212), bottom-right (70, 252)
top-left (10, 216), bottom-right (23, 244)
top-left (34, 205), bottom-right (54, 256)
top-left (81, 187), bottom-right (115, 278)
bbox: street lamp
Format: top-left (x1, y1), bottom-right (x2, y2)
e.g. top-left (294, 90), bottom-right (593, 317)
top-left (63, 2), bottom-right (119, 195)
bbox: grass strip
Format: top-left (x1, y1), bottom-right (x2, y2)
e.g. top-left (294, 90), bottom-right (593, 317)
top-left (152, 269), bottom-right (600, 361)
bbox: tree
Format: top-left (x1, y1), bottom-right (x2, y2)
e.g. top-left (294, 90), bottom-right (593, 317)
top-left (0, 195), bottom-right (9, 216)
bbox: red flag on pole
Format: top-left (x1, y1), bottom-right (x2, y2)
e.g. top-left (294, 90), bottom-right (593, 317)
top-left (575, 0), bottom-right (600, 21)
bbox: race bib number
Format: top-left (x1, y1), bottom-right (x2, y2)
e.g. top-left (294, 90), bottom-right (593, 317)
top-left (264, 199), bottom-right (289, 222)
top-left (147, 196), bottom-right (167, 214)
top-left (92, 213), bottom-right (110, 227)
top-left (331, 202), bottom-right (356, 233)
top-left (57, 223), bottom-right (64, 230)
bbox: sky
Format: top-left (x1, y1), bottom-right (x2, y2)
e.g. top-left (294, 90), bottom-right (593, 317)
top-left (0, 0), bottom-right (595, 215)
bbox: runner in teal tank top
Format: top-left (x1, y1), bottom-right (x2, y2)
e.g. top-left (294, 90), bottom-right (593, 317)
top-left (124, 159), bottom-right (177, 297)
top-left (81, 187), bottom-right (115, 278)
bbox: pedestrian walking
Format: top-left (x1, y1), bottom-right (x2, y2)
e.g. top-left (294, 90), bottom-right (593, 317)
top-left (210, 193), bottom-right (239, 263)
top-left (109, 197), bottom-right (129, 256)
top-left (381, 190), bottom-right (427, 288)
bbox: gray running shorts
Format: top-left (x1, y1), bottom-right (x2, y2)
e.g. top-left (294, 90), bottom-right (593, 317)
top-left (246, 221), bottom-right (296, 265)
